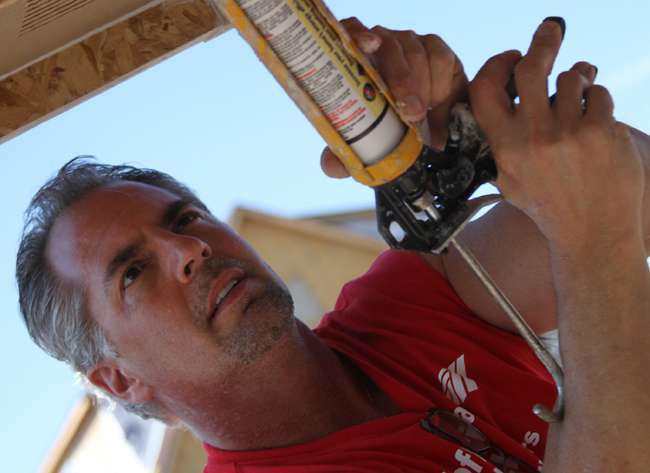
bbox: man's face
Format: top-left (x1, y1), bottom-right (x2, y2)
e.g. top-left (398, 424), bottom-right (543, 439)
top-left (46, 181), bottom-right (294, 408)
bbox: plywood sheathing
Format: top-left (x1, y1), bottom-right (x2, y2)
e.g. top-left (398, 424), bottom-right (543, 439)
top-left (157, 428), bottom-right (208, 473)
top-left (38, 396), bottom-right (93, 473)
top-left (0, 0), bottom-right (231, 143)
top-left (0, 0), bottom-right (156, 79)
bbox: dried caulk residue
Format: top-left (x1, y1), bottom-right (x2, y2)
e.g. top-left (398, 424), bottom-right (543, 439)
top-left (448, 103), bottom-right (487, 156)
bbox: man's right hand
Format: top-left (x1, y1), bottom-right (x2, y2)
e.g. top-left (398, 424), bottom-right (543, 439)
top-left (469, 20), bottom-right (644, 255)
top-left (468, 19), bottom-right (650, 473)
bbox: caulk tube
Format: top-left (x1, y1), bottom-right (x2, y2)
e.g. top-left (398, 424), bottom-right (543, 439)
top-left (234, 0), bottom-right (407, 165)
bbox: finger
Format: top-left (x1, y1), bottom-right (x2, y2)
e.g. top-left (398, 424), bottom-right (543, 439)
top-left (573, 61), bottom-right (597, 83)
top-left (426, 65), bottom-right (468, 149)
top-left (320, 147), bottom-right (350, 179)
top-left (583, 84), bottom-right (615, 121)
top-left (392, 30), bottom-right (434, 111)
top-left (469, 50), bottom-right (521, 138)
top-left (340, 17), bottom-right (382, 54)
top-left (515, 20), bottom-right (563, 113)
top-left (370, 26), bottom-right (426, 122)
top-left (427, 67), bottom-right (469, 149)
top-left (420, 33), bottom-right (457, 108)
top-left (553, 63), bottom-right (595, 123)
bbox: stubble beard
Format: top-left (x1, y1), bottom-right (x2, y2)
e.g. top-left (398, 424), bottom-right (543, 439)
top-left (191, 257), bottom-right (295, 366)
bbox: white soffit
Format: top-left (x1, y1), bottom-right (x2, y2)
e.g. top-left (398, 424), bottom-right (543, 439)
top-left (0, 0), bottom-right (161, 80)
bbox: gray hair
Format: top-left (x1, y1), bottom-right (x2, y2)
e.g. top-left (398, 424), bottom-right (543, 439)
top-left (16, 157), bottom-right (209, 422)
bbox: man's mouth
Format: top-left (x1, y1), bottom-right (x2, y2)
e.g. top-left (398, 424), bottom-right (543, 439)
top-left (212, 279), bottom-right (240, 316)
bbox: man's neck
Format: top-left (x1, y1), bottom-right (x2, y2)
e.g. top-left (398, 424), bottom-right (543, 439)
top-left (164, 320), bottom-right (397, 451)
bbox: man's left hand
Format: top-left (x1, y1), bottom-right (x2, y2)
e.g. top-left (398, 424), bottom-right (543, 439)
top-left (320, 18), bottom-right (467, 178)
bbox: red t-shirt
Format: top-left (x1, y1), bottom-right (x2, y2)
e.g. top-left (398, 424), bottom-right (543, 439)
top-left (205, 250), bottom-right (557, 472)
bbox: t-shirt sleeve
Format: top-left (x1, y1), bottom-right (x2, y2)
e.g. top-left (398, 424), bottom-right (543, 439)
top-left (314, 249), bottom-right (556, 466)
top-left (328, 249), bottom-right (477, 324)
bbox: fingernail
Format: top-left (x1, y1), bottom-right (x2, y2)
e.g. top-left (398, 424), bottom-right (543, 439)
top-left (543, 16), bottom-right (566, 39)
top-left (398, 95), bottom-right (424, 120)
top-left (574, 62), bottom-right (591, 75)
top-left (593, 65), bottom-right (598, 77)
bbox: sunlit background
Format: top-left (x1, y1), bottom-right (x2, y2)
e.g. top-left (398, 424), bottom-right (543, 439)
top-left (2, 0), bottom-right (650, 471)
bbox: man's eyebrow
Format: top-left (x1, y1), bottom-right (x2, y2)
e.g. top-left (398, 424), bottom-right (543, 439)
top-left (160, 198), bottom-right (192, 229)
top-left (102, 198), bottom-right (192, 294)
top-left (103, 240), bottom-right (144, 293)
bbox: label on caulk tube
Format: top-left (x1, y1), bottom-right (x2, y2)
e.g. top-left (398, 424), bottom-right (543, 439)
top-left (236, 0), bottom-right (406, 164)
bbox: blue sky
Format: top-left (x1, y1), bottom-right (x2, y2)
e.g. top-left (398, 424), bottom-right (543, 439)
top-left (2, 1), bottom-right (649, 471)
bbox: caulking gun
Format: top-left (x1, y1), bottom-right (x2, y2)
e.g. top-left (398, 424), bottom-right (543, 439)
top-left (213, 0), bottom-right (564, 423)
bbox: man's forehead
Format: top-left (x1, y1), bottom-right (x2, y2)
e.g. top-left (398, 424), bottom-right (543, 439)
top-left (46, 181), bottom-right (179, 281)
top-left (87, 180), bottom-right (178, 203)
top-left (72, 181), bottom-right (180, 224)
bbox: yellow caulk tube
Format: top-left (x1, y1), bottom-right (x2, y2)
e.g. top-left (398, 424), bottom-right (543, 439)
top-left (214, 0), bottom-right (424, 186)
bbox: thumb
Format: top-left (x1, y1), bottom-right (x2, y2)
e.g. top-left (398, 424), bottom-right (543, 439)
top-left (320, 147), bottom-right (351, 179)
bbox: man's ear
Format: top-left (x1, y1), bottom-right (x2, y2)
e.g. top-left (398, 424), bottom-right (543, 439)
top-left (87, 361), bottom-right (154, 404)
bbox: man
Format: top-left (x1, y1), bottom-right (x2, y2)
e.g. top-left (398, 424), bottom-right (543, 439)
top-left (17, 18), bottom-right (650, 472)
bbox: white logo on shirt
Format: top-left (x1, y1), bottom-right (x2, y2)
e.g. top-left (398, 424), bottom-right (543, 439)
top-left (438, 354), bottom-right (478, 405)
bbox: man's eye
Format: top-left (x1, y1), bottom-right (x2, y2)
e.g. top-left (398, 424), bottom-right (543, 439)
top-left (122, 265), bottom-right (141, 289)
top-left (175, 212), bottom-right (199, 232)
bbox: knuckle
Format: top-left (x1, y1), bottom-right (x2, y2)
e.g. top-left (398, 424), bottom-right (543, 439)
top-left (469, 76), bottom-right (494, 96)
top-left (493, 149), bottom-right (521, 176)
top-left (388, 75), bottom-right (416, 93)
top-left (403, 48), bottom-right (428, 72)
top-left (370, 25), bottom-right (390, 37)
top-left (430, 86), bottom-right (451, 105)
top-left (579, 119), bottom-right (611, 144)
top-left (424, 33), bottom-right (443, 43)
top-left (614, 121), bottom-right (631, 138)
top-left (340, 17), bottom-right (361, 30)
top-left (428, 47), bottom-right (454, 72)
top-left (589, 84), bottom-right (610, 97)
top-left (373, 28), bottom-right (399, 48)
top-left (524, 128), bottom-right (550, 149)
top-left (514, 60), bottom-right (545, 80)
top-left (398, 29), bottom-right (418, 40)
top-left (422, 34), bottom-right (453, 61)
top-left (556, 70), bottom-right (583, 89)
top-left (585, 85), bottom-right (615, 113)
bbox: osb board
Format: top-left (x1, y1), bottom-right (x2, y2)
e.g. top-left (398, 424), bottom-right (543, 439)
top-left (0, 0), bottom-right (156, 79)
top-left (0, 0), bottom-right (230, 142)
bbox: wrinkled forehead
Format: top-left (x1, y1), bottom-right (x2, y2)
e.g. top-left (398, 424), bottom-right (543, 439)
top-left (46, 181), bottom-right (178, 283)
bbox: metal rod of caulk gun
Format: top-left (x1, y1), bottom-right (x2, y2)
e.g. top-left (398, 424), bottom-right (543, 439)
top-left (424, 204), bottom-right (565, 423)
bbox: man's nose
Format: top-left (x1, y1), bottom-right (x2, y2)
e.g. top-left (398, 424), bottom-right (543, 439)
top-left (153, 231), bottom-right (212, 282)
